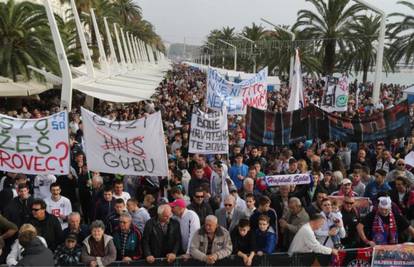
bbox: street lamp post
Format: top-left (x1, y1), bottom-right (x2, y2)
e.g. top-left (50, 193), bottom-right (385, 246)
top-left (218, 39), bottom-right (237, 71)
top-left (206, 42), bottom-right (215, 67)
top-left (261, 18), bottom-right (295, 88)
top-left (237, 34), bottom-right (257, 73)
top-left (353, 0), bottom-right (385, 103)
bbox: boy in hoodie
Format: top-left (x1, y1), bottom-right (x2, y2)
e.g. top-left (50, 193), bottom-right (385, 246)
top-left (254, 215), bottom-right (277, 255)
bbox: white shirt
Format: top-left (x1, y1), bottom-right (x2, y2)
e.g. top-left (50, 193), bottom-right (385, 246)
top-left (113, 191), bottom-right (131, 204)
top-left (315, 211), bottom-right (346, 248)
top-left (174, 209), bottom-right (200, 253)
top-left (45, 196), bottom-right (72, 229)
top-left (130, 207), bottom-right (151, 233)
top-left (34, 174), bottom-right (56, 200)
top-left (288, 223), bottom-right (332, 256)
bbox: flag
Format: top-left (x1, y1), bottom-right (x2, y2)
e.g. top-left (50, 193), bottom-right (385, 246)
top-left (287, 49), bottom-right (305, 111)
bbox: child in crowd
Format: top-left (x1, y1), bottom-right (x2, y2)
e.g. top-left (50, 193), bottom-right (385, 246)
top-left (231, 219), bottom-right (256, 266)
top-left (245, 194), bottom-right (256, 217)
top-left (330, 200), bottom-right (344, 249)
top-left (54, 234), bottom-right (82, 266)
top-left (254, 215), bottom-right (277, 255)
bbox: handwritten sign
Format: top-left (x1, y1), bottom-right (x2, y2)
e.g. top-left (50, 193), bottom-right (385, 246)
top-left (0, 111), bottom-right (69, 174)
top-left (189, 108), bottom-right (228, 154)
top-left (265, 173), bottom-right (311, 187)
top-left (81, 108), bottom-right (168, 176)
top-left (206, 67), bottom-right (268, 114)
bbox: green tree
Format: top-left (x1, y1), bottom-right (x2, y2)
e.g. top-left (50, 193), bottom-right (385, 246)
top-left (0, 0), bottom-right (58, 81)
top-left (387, 0), bottom-right (414, 65)
top-left (293, 0), bottom-right (364, 75)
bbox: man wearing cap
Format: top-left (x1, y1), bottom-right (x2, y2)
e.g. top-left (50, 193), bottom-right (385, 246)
top-left (331, 179), bottom-right (359, 197)
top-left (170, 198), bottom-right (200, 255)
top-left (357, 196), bottom-right (414, 246)
top-left (364, 169), bottom-right (391, 201)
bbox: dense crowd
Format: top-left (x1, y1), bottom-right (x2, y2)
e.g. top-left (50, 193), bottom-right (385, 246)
top-left (0, 63), bottom-right (412, 266)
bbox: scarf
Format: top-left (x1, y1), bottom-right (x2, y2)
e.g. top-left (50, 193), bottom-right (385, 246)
top-left (372, 211), bottom-right (398, 245)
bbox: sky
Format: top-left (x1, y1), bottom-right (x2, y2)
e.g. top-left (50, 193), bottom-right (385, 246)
top-left (137, 0), bottom-right (408, 45)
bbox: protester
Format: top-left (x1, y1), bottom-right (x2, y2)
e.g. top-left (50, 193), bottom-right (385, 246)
top-left (216, 195), bottom-right (246, 232)
top-left (29, 199), bottom-right (63, 251)
top-left (170, 198), bottom-right (200, 254)
top-left (112, 213), bottom-right (142, 262)
top-left (54, 233), bottom-right (82, 266)
top-left (81, 220), bottom-right (116, 267)
top-left (126, 198), bottom-right (150, 233)
top-left (187, 188), bottom-right (213, 226)
top-left (142, 204), bottom-right (181, 264)
top-left (6, 224), bottom-right (47, 266)
top-left (62, 212), bottom-right (90, 245)
top-left (230, 219), bottom-right (255, 266)
top-left (17, 223), bottom-right (54, 266)
top-left (4, 183), bottom-right (33, 228)
top-left (45, 183), bottom-right (72, 230)
top-left (189, 215), bottom-right (232, 264)
top-left (254, 215), bottom-right (277, 255)
top-left (288, 213), bottom-right (338, 256)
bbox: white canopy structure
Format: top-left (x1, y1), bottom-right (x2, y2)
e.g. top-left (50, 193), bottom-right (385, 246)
top-left (0, 77), bottom-right (52, 97)
top-left (31, 0), bottom-right (171, 110)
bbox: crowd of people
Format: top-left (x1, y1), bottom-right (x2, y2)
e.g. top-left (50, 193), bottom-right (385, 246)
top-left (0, 63), bottom-right (412, 266)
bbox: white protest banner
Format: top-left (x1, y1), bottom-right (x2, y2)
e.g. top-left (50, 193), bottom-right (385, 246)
top-left (206, 67), bottom-right (268, 114)
top-left (0, 112), bottom-right (69, 175)
top-left (81, 108), bottom-right (168, 176)
top-left (189, 108), bottom-right (228, 154)
top-left (265, 173), bottom-right (311, 187)
top-left (321, 74), bottom-right (349, 112)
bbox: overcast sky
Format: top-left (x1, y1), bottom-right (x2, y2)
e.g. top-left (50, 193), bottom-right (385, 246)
top-left (137, 0), bottom-right (408, 45)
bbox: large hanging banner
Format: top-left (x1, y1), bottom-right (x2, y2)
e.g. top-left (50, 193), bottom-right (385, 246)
top-left (206, 67), bottom-right (268, 114)
top-left (0, 112), bottom-right (69, 175)
top-left (246, 100), bottom-right (409, 145)
top-left (321, 75), bottom-right (349, 112)
top-left (81, 108), bottom-right (168, 176)
top-left (189, 108), bottom-right (228, 154)
top-left (372, 244), bottom-right (414, 267)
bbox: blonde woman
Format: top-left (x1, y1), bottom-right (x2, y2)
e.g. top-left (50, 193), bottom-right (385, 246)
top-left (297, 159), bottom-right (308, 174)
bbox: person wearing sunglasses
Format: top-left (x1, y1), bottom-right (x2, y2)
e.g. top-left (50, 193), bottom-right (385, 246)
top-left (216, 195), bottom-right (246, 232)
top-left (188, 188), bottom-right (213, 226)
top-left (385, 159), bottom-right (414, 186)
top-left (29, 199), bottom-right (63, 251)
top-left (340, 197), bottom-right (360, 248)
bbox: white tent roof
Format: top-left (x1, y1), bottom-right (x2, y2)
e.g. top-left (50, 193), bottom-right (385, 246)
top-left (0, 77), bottom-right (51, 97)
top-left (404, 85), bottom-right (414, 94)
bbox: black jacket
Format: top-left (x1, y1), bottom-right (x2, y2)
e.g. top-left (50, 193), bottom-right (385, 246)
top-left (30, 213), bottom-right (63, 251)
top-left (17, 238), bottom-right (54, 266)
top-left (142, 218), bottom-right (181, 257)
top-left (4, 196), bottom-right (33, 227)
top-left (187, 202), bottom-right (213, 225)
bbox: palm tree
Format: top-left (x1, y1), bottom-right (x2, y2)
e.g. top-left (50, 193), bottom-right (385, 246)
top-left (387, 1), bottom-right (414, 66)
top-left (0, 0), bottom-right (58, 81)
top-left (112, 0), bottom-right (142, 27)
top-left (293, 0), bottom-right (364, 75)
top-left (340, 15), bottom-right (394, 83)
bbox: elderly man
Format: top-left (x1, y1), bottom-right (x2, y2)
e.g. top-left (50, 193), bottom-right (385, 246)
top-left (288, 213), bottom-right (338, 256)
top-left (190, 215), bottom-right (232, 264)
top-left (215, 195), bottom-right (246, 232)
top-left (142, 204), bottom-right (181, 264)
top-left (386, 159), bottom-right (414, 185)
top-left (170, 198), bottom-right (200, 255)
top-left (357, 196), bottom-right (414, 246)
top-left (279, 197), bottom-right (310, 251)
top-left (63, 212), bottom-right (89, 243)
top-left (112, 213), bottom-right (142, 262)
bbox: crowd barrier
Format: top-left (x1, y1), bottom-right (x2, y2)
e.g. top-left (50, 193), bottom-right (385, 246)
top-left (78, 248), bottom-right (373, 267)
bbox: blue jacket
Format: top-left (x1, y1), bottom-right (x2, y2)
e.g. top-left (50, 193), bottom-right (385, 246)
top-left (229, 164), bottom-right (249, 189)
top-left (364, 181), bottom-right (391, 200)
top-left (254, 227), bottom-right (277, 254)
